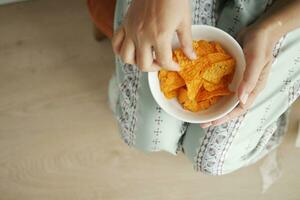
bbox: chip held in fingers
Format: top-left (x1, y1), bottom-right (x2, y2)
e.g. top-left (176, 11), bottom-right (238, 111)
top-left (158, 40), bottom-right (236, 112)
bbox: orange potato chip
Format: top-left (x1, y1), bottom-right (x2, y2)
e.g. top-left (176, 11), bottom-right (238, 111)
top-left (178, 57), bottom-right (210, 100)
top-left (187, 102), bottom-right (203, 112)
top-left (203, 73), bottom-right (234, 92)
top-left (184, 101), bottom-right (202, 112)
top-left (193, 40), bottom-right (215, 56)
top-left (196, 87), bottom-right (232, 102)
top-left (178, 88), bottom-right (202, 112)
top-left (177, 82), bottom-right (224, 112)
top-left (159, 70), bottom-right (185, 92)
top-left (158, 69), bottom-right (168, 80)
top-left (173, 48), bottom-right (198, 67)
top-left (202, 59), bottom-right (235, 84)
top-left (207, 52), bottom-right (231, 64)
top-left (178, 87), bottom-right (188, 104)
top-left (223, 73), bottom-right (234, 84)
top-left (203, 80), bottom-right (225, 92)
top-left (179, 57), bottom-right (210, 81)
top-left (197, 96), bottom-right (220, 110)
top-left (172, 52), bottom-right (178, 63)
top-left (185, 77), bottom-right (203, 100)
top-left (158, 40), bottom-right (235, 112)
top-left (179, 58), bottom-right (210, 100)
top-left (164, 89), bottom-right (178, 99)
top-left (211, 41), bottom-right (227, 54)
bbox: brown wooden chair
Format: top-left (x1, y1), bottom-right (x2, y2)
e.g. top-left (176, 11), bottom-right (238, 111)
top-left (87, 0), bottom-right (116, 40)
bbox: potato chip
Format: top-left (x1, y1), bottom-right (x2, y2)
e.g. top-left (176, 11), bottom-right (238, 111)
top-left (178, 87), bottom-right (188, 104)
top-left (173, 48), bottom-right (197, 67)
top-left (179, 90), bottom-right (220, 112)
top-left (202, 59), bottom-right (235, 84)
top-left (177, 57), bottom-right (210, 100)
top-left (158, 40), bottom-right (236, 112)
top-left (178, 88), bottom-right (202, 112)
top-left (196, 87), bottom-right (232, 102)
top-left (211, 41), bottom-right (227, 54)
top-left (164, 89), bottom-right (178, 99)
top-left (159, 70), bottom-right (185, 100)
top-left (158, 69), bottom-right (168, 80)
top-left (179, 57), bottom-right (210, 100)
top-left (186, 77), bottom-right (203, 100)
top-left (184, 101), bottom-right (201, 112)
top-left (203, 80), bottom-right (225, 92)
top-left (207, 52), bottom-right (231, 64)
top-left (179, 57), bottom-right (210, 81)
top-left (203, 72), bottom-right (234, 92)
top-left (223, 73), bottom-right (234, 84)
top-left (159, 70), bottom-right (185, 92)
top-left (193, 40), bottom-right (215, 56)
top-left (172, 52), bottom-right (178, 63)
top-left (197, 96), bottom-right (220, 110)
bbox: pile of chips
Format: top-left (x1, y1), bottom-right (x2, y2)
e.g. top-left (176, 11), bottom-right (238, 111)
top-left (158, 40), bottom-right (236, 112)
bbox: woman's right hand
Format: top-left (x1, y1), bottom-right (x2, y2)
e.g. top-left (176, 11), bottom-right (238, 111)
top-left (112, 0), bottom-right (196, 72)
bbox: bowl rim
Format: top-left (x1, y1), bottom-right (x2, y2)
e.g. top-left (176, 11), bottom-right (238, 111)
top-left (148, 24), bottom-right (245, 123)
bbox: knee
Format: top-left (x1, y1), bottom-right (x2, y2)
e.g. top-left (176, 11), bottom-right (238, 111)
top-left (193, 151), bottom-right (241, 176)
top-left (192, 125), bottom-right (245, 176)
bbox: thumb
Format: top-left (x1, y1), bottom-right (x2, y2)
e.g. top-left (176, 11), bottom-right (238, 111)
top-left (239, 60), bottom-right (272, 109)
top-left (238, 52), bottom-right (265, 106)
top-left (176, 21), bottom-right (197, 60)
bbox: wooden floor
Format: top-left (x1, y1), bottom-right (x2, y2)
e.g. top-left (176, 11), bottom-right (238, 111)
top-left (0, 0), bottom-right (300, 199)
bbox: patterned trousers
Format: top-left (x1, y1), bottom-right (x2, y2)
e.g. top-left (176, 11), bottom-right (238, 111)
top-left (109, 0), bottom-right (300, 175)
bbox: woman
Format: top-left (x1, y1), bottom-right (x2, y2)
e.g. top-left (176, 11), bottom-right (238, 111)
top-left (102, 0), bottom-right (300, 175)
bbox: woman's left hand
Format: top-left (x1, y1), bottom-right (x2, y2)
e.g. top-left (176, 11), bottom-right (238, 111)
top-left (200, 23), bottom-right (279, 128)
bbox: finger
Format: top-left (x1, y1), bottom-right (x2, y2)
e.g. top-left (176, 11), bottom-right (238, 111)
top-left (136, 43), bottom-right (160, 72)
top-left (201, 104), bottom-right (247, 128)
top-left (151, 61), bottom-right (162, 71)
top-left (208, 61), bottom-right (273, 126)
top-left (256, 60), bottom-right (272, 91)
top-left (201, 69), bottom-right (270, 129)
top-left (212, 84), bottom-right (261, 126)
top-left (111, 27), bottom-right (125, 55)
top-left (215, 80), bottom-right (263, 126)
top-left (177, 21), bottom-right (196, 60)
top-left (240, 60), bottom-right (272, 109)
top-left (119, 38), bottom-right (136, 64)
top-left (238, 50), bottom-right (265, 105)
top-left (212, 106), bottom-right (246, 126)
top-left (153, 41), bottom-right (179, 71)
top-left (200, 122), bottom-right (212, 129)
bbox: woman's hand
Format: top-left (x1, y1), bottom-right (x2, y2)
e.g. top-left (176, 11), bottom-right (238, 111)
top-left (201, 23), bottom-right (278, 128)
top-left (200, 0), bottom-right (300, 128)
top-left (112, 0), bottom-right (196, 72)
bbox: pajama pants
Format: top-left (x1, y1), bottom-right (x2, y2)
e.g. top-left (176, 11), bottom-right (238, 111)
top-left (109, 0), bottom-right (300, 175)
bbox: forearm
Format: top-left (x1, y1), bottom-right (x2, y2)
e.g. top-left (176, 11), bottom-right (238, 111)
top-left (255, 0), bottom-right (300, 43)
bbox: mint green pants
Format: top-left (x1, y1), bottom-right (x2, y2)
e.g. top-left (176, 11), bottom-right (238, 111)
top-left (109, 0), bottom-right (300, 175)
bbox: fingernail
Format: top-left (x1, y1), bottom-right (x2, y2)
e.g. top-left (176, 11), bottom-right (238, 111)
top-left (172, 62), bottom-right (180, 71)
top-left (240, 92), bottom-right (249, 104)
top-left (186, 47), bottom-right (197, 60)
top-left (191, 51), bottom-right (197, 60)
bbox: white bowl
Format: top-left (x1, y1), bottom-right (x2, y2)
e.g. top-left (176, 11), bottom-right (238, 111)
top-left (148, 25), bottom-right (246, 123)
